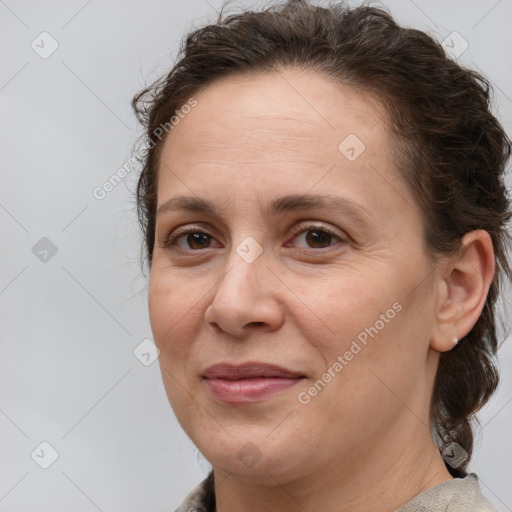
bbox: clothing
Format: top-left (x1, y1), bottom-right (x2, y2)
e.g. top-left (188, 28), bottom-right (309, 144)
top-left (396, 473), bottom-right (498, 512)
top-left (174, 472), bottom-right (498, 512)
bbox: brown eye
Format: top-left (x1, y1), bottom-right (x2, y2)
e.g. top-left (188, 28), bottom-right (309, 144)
top-left (289, 224), bottom-right (344, 250)
top-left (165, 229), bottom-right (219, 251)
top-left (304, 229), bottom-right (334, 248)
top-left (185, 232), bottom-right (212, 250)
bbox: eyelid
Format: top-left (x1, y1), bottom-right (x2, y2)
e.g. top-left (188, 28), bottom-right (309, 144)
top-left (288, 222), bottom-right (344, 240)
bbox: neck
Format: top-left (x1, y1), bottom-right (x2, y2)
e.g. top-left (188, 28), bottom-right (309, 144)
top-left (213, 421), bottom-right (453, 512)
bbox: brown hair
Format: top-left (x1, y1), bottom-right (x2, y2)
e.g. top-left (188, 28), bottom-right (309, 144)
top-left (132, 0), bottom-right (511, 478)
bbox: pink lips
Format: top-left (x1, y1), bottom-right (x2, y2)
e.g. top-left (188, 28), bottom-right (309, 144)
top-left (202, 362), bottom-right (304, 404)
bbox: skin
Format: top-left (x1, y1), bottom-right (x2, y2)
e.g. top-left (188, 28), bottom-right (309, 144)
top-left (148, 68), bottom-right (495, 512)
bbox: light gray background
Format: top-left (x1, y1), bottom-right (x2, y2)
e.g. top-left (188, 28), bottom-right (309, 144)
top-left (1, 1), bottom-right (511, 511)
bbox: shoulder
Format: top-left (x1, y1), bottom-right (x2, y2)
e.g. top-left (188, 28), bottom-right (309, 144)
top-left (397, 473), bottom-right (498, 512)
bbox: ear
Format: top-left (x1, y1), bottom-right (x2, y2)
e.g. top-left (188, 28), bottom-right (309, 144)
top-left (430, 230), bottom-right (495, 352)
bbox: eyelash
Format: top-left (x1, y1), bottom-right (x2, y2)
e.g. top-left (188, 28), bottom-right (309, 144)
top-left (163, 223), bottom-right (344, 252)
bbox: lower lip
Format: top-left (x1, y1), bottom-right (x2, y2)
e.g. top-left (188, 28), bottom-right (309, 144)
top-left (204, 377), bottom-right (303, 404)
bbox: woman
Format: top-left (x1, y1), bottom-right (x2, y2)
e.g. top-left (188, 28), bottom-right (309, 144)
top-left (131, 1), bottom-right (511, 510)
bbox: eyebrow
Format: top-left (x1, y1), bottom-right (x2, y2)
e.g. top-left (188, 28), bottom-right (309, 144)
top-left (156, 193), bottom-right (374, 226)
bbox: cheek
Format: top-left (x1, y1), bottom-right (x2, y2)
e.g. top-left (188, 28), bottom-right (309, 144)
top-left (148, 277), bottom-right (172, 343)
top-left (295, 268), bottom-right (424, 391)
top-left (148, 272), bottom-right (199, 359)
top-left (300, 276), bottom-right (432, 418)
top-left (148, 274), bottom-right (204, 422)
top-left (293, 272), bottom-right (395, 351)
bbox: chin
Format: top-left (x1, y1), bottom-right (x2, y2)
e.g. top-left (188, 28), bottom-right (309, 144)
top-left (194, 428), bottom-right (311, 483)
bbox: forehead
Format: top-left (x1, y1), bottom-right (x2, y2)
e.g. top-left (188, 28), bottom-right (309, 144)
top-left (156, 68), bottom-right (412, 222)
top-left (162, 69), bottom-right (390, 164)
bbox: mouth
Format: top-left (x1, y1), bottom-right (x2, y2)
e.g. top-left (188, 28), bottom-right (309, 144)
top-left (202, 362), bottom-right (305, 404)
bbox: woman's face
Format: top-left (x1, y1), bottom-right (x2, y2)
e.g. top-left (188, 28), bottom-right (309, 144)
top-left (149, 69), bottom-right (443, 483)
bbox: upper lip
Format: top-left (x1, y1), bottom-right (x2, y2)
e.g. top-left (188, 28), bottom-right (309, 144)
top-left (202, 362), bottom-right (304, 380)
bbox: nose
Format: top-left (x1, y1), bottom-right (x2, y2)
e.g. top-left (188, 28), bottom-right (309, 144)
top-left (204, 249), bottom-right (285, 338)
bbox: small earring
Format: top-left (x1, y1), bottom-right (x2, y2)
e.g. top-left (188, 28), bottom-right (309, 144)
top-left (452, 337), bottom-right (458, 346)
